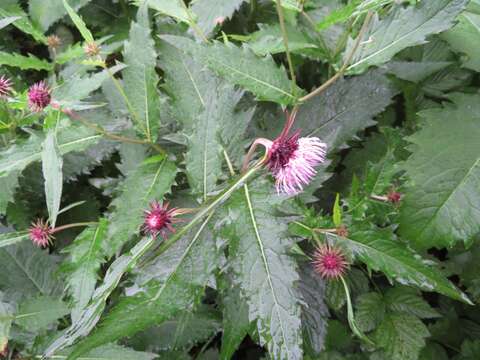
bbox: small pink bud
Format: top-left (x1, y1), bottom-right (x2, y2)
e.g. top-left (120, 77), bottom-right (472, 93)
top-left (387, 191), bottom-right (402, 204)
top-left (336, 225), bottom-right (349, 238)
top-left (84, 42), bottom-right (100, 57)
top-left (0, 75), bottom-right (13, 97)
top-left (142, 201), bottom-right (183, 239)
top-left (29, 219), bottom-right (53, 247)
top-left (313, 244), bottom-right (348, 280)
top-left (214, 16), bottom-right (226, 25)
top-left (28, 81), bottom-right (51, 112)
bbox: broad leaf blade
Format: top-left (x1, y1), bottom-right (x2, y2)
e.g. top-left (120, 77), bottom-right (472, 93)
top-left (29, 0), bottom-right (92, 31)
top-left (42, 131), bottom-right (63, 227)
top-left (161, 35), bottom-right (301, 105)
top-left (191, 0), bottom-right (247, 37)
top-left (346, 0), bottom-right (467, 74)
top-left (399, 93), bottom-right (480, 249)
top-left (0, 5), bottom-right (47, 43)
top-left (0, 231), bottom-right (29, 248)
top-left (15, 295), bottom-right (69, 331)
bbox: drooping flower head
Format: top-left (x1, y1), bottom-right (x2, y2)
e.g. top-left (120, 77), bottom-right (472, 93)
top-left (243, 109), bottom-right (327, 194)
top-left (313, 244), bottom-right (348, 280)
top-left (0, 75), bottom-right (13, 97)
top-left (29, 219), bottom-right (53, 247)
top-left (142, 201), bottom-right (183, 239)
top-left (28, 81), bottom-right (51, 112)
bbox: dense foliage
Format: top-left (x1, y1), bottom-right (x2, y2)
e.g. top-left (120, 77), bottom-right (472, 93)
top-left (0, 0), bottom-right (479, 359)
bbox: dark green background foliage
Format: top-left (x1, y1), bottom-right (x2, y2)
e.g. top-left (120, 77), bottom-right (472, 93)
top-left (0, 0), bottom-right (479, 359)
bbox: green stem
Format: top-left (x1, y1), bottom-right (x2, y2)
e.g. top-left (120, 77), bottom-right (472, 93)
top-left (51, 222), bottom-right (98, 234)
top-left (180, 0), bottom-right (209, 43)
top-left (275, 0), bottom-right (297, 92)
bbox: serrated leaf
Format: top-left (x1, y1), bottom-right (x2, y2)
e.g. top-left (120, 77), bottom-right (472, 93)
top-left (62, 215), bottom-right (221, 359)
top-left (355, 292), bottom-right (386, 333)
top-left (62, 343), bottom-right (158, 360)
top-left (0, 5), bottom-right (47, 43)
top-left (15, 295), bottom-right (69, 331)
top-left (221, 179), bottom-right (303, 360)
top-left (327, 226), bottom-right (472, 304)
top-left (42, 131), bottom-right (63, 227)
top-left (29, 0), bottom-right (92, 31)
top-left (374, 314), bottom-right (429, 360)
top-left (0, 15), bottom-right (20, 29)
top-left (346, 0), bottom-right (467, 74)
top-left (62, 0), bottom-right (94, 42)
top-left (62, 221), bottom-right (107, 322)
top-left (105, 159), bottom-right (177, 257)
top-left (384, 287), bottom-right (440, 319)
top-left (399, 93), bottom-right (480, 249)
top-left (131, 0), bottom-right (189, 22)
top-left (383, 61), bottom-right (452, 83)
top-left (0, 51), bottom-right (52, 70)
top-left (316, 0), bottom-right (362, 31)
top-left (0, 241), bottom-right (62, 299)
top-left (191, 0), bottom-right (247, 37)
top-left (123, 5), bottom-right (160, 141)
top-left (0, 230), bottom-right (29, 249)
top-left (296, 69), bottom-right (397, 151)
top-left (161, 35), bottom-right (301, 105)
top-left (442, 11), bottom-right (480, 72)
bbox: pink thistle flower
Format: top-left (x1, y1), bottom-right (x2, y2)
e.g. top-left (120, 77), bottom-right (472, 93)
top-left (28, 81), bottom-right (51, 112)
top-left (387, 190), bottom-right (402, 204)
top-left (0, 75), bottom-right (13, 97)
top-left (29, 219), bottom-right (53, 247)
top-left (142, 201), bottom-right (183, 239)
top-left (243, 109), bottom-right (327, 195)
top-left (313, 244), bottom-right (348, 280)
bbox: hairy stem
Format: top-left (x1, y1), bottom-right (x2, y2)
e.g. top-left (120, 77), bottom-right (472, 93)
top-left (51, 222), bottom-right (98, 234)
top-left (275, 0), bottom-right (297, 92)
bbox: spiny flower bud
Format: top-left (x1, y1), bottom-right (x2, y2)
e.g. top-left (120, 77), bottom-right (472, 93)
top-left (313, 244), bottom-right (348, 280)
top-left (29, 219), bottom-right (53, 247)
top-left (47, 34), bottom-right (62, 50)
top-left (387, 190), bottom-right (402, 204)
top-left (0, 75), bottom-right (13, 97)
top-left (28, 81), bottom-right (51, 112)
top-left (84, 42), bottom-right (100, 57)
top-left (142, 201), bottom-right (183, 239)
top-left (336, 225), bottom-right (349, 238)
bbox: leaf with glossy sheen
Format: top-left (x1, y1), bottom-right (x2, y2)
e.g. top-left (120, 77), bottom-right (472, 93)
top-left (64, 216), bottom-right (221, 359)
top-left (161, 35), bottom-right (302, 105)
top-left (105, 159), bottom-right (177, 257)
top-left (29, 0), bottom-right (92, 31)
top-left (346, 0), bottom-right (468, 74)
top-left (42, 131), bottom-right (63, 227)
top-left (15, 295), bottom-right (69, 331)
top-left (123, 5), bottom-right (160, 141)
top-left (62, 221), bottom-right (107, 322)
top-left (399, 93), bottom-right (480, 249)
top-left (296, 69), bottom-right (397, 151)
top-left (0, 51), bottom-right (52, 71)
top-left (221, 179), bottom-right (303, 360)
top-left (327, 226), bottom-right (472, 304)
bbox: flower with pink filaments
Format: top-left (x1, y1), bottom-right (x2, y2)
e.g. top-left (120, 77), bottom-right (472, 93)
top-left (28, 81), bottom-right (51, 112)
top-left (0, 75), bottom-right (13, 97)
top-left (142, 201), bottom-right (184, 239)
top-left (243, 109), bottom-right (327, 194)
top-left (313, 244), bottom-right (348, 280)
top-left (29, 219), bottom-right (53, 248)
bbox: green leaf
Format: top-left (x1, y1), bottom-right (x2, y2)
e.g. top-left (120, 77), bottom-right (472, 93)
top-left (0, 231), bottom-right (29, 249)
top-left (62, 343), bottom-right (158, 360)
top-left (29, 0), bottom-right (92, 31)
top-left (296, 69), bottom-right (397, 151)
top-left (131, 0), bottom-right (189, 22)
top-left (0, 5), bottom-right (47, 43)
top-left (347, 0), bottom-right (468, 74)
top-left (221, 179), bottom-right (303, 359)
top-left (384, 61), bottom-right (452, 83)
top-left (333, 193), bottom-right (342, 227)
top-left (191, 0), bottom-right (247, 37)
top-left (273, 0), bottom-right (301, 12)
top-left (0, 299), bottom-right (13, 354)
top-left (355, 292), bottom-right (386, 333)
top-left (42, 131), bottom-right (63, 227)
top-left (442, 11), bottom-right (480, 72)
top-left (0, 241), bottom-right (62, 299)
top-left (0, 51), bottom-right (52, 70)
top-left (161, 35), bottom-right (302, 105)
top-left (62, 0), bottom-right (94, 43)
top-left (123, 5), bottom-right (161, 141)
top-left (63, 214), bottom-right (221, 359)
top-left (399, 93), bottom-right (480, 249)
top-left (15, 295), bottom-right (69, 331)
top-left (105, 159), bottom-right (177, 257)
top-left (43, 235), bottom-right (158, 358)
top-left (384, 287), bottom-right (440, 319)
top-left (327, 226), bottom-right (472, 304)
top-left (316, 0), bottom-right (362, 31)
top-left (0, 15), bottom-right (20, 29)
top-left (374, 314), bottom-right (429, 360)
top-left (62, 221), bottom-right (107, 322)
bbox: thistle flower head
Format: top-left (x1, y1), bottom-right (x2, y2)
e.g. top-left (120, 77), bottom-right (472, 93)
top-left (28, 81), bottom-right (51, 112)
top-left (387, 190), bottom-right (402, 204)
top-left (84, 42), bottom-right (100, 57)
top-left (47, 34), bottom-right (62, 49)
top-left (0, 75), bottom-right (13, 97)
top-left (142, 201), bottom-right (183, 239)
top-left (313, 244), bottom-right (348, 280)
top-left (29, 219), bottom-right (53, 247)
